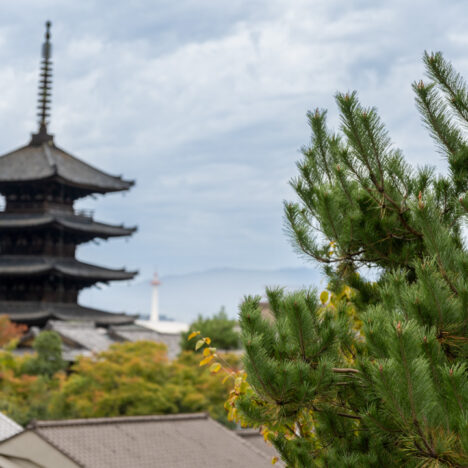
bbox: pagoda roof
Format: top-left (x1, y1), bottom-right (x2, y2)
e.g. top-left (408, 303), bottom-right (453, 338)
top-left (0, 142), bottom-right (133, 193)
top-left (0, 301), bottom-right (135, 326)
top-left (0, 256), bottom-right (136, 281)
top-left (0, 212), bottom-right (136, 238)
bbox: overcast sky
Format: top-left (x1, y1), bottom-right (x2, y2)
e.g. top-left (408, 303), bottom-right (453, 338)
top-left (0, 0), bottom-right (466, 283)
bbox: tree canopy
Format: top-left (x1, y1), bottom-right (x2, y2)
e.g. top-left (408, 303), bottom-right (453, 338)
top-left (0, 334), bottom-right (239, 427)
top-left (0, 315), bottom-right (26, 348)
top-left (234, 52), bottom-right (468, 467)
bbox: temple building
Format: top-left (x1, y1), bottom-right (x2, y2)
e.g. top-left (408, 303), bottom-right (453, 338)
top-left (0, 22), bottom-right (137, 327)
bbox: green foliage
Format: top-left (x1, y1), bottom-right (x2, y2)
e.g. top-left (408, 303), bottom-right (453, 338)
top-left (181, 308), bottom-right (240, 351)
top-left (238, 52), bottom-right (468, 467)
top-left (0, 334), bottom-right (64, 425)
top-left (21, 331), bottom-right (66, 378)
top-left (0, 339), bottom-right (239, 428)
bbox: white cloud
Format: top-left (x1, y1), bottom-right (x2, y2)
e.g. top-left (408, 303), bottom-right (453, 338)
top-left (0, 0), bottom-right (465, 313)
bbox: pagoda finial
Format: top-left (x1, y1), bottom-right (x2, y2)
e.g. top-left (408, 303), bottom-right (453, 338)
top-left (32, 21), bottom-right (53, 145)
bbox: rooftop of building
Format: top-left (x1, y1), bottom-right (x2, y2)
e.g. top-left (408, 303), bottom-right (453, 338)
top-left (0, 142), bottom-right (134, 194)
top-left (5, 413), bottom-right (277, 468)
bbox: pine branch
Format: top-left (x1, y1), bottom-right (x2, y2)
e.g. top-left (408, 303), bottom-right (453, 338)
top-left (332, 368), bottom-right (359, 374)
top-left (413, 80), bottom-right (463, 158)
top-left (424, 51), bottom-right (468, 124)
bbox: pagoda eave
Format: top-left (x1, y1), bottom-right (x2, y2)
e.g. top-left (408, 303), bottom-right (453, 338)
top-left (52, 174), bottom-right (135, 195)
top-left (0, 175), bottom-right (134, 196)
top-left (0, 257), bottom-right (137, 282)
top-left (0, 301), bottom-right (136, 327)
top-left (0, 213), bottom-right (137, 239)
top-left (0, 143), bottom-right (134, 196)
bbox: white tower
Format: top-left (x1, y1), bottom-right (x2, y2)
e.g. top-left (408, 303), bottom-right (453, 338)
top-left (136, 271), bottom-right (188, 335)
top-left (150, 272), bottom-right (161, 323)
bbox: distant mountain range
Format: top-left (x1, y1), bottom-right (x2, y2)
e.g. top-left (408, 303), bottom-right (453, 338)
top-left (80, 267), bottom-right (323, 323)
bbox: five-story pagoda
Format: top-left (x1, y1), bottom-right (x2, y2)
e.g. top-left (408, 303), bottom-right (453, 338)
top-left (0, 22), bottom-right (137, 327)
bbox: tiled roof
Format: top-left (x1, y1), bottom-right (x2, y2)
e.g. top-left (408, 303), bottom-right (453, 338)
top-left (109, 324), bottom-right (182, 359)
top-left (47, 320), bottom-right (116, 352)
top-left (42, 322), bottom-right (182, 359)
top-left (0, 413), bottom-right (22, 442)
top-left (0, 213), bottom-right (136, 238)
top-left (27, 413), bottom-right (273, 468)
top-left (1, 301), bottom-right (135, 326)
top-left (0, 143), bottom-right (133, 193)
top-left (0, 256), bottom-right (136, 281)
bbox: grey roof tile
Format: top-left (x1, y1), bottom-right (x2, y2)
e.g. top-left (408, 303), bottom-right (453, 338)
top-left (0, 143), bottom-right (133, 193)
top-left (29, 414), bottom-right (273, 468)
top-left (47, 320), bottom-right (115, 352)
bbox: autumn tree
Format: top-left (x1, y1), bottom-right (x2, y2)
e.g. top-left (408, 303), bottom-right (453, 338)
top-left (49, 341), bottom-right (239, 427)
top-left (235, 52), bottom-right (468, 467)
top-left (0, 339), bottom-right (239, 427)
top-left (0, 332), bottom-right (64, 425)
top-left (0, 315), bottom-right (26, 348)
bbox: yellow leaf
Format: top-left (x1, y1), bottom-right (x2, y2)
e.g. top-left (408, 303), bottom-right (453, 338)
top-left (272, 457), bottom-right (278, 464)
top-left (222, 374), bottom-right (231, 384)
top-left (210, 363), bottom-right (221, 373)
top-left (234, 376), bottom-right (243, 390)
top-left (204, 337), bottom-right (211, 345)
top-left (187, 331), bottom-right (200, 341)
top-left (199, 355), bottom-right (215, 366)
top-left (195, 339), bottom-right (205, 351)
top-left (320, 291), bottom-right (329, 304)
top-left (343, 285), bottom-right (352, 299)
top-left (239, 381), bottom-right (249, 393)
top-left (203, 347), bottom-right (212, 357)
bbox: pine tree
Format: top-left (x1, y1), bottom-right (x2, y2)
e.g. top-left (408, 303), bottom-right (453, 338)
top-left (236, 52), bottom-right (468, 467)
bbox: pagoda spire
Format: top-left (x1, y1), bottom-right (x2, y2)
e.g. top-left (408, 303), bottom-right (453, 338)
top-left (32, 21), bottom-right (53, 145)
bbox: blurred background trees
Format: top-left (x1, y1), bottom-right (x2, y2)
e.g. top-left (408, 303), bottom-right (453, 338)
top-left (0, 321), bottom-right (239, 427)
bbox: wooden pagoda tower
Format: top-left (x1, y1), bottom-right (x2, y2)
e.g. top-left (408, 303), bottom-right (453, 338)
top-left (0, 22), bottom-right (137, 327)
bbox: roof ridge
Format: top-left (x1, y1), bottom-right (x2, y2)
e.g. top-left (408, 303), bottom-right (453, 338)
top-left (30, 412), bottom-right (209, 428)
top-left (53, 144), bottom-right (133, 185)
top-left (42, 143), bottom-right (57, 173)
